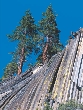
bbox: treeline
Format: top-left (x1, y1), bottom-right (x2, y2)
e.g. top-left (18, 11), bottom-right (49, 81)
top-left (2, 5), bottom-right (64, 79)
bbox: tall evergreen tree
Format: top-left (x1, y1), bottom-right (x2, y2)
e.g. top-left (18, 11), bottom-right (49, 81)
top-left (38, 5), bottom-right (64, 63)
top-left (3, 62), bottom-right (18, 79)
top-left (7, 10), bottom-right (40, 74)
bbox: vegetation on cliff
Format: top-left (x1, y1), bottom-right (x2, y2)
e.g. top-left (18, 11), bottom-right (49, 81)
top-left (44, 100), bottom-right (83, 110)
top-left (58, 99), bottom-right (83, 110)
top-left (37, 5), bottom-right (64, 63)
top-left (2, 5), bottom-right (63, 78)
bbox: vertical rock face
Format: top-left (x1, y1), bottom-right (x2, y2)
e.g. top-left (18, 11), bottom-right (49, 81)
top-left (0, 28), bottom-right (83, 110)
top-left (52, 28), bottom-right (83, 109)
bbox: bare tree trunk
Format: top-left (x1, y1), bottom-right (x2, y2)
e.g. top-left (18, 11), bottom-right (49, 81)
top-left (42, 42), bottom-right (48, 63)
top-left (18, 47), bottom-right (25, 75)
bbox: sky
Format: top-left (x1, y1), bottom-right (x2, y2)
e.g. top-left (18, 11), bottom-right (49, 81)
top-left (0, 0), bottom-right (83, 78)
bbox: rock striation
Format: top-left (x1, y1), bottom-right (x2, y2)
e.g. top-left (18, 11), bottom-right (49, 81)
top-left (0, 28), bottom-right (83, 110)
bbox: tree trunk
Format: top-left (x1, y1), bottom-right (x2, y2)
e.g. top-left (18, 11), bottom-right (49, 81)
top-left (18, 47), bottom-right (25, 75)
top-left (42, 42), bottom-right (48, 63)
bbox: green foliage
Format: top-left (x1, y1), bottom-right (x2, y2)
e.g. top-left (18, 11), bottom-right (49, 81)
top-left (36, 53), bottom-right (43, 64)
top-left (37, 5), bottom-right (64, 62)
top-left (3, 62), bottom-right (18, 79)
top-left (44, 102), bottom-right (53, 110)
top-left (0, 78), bottom-right (2, 82)
top-left (47, 58), bottom-right (53, 67)
top-left (38, 5), bottom-right (60, 36)
top-left (3, 5), bottom-right (64, 75)
top-left (7, 10), bottom-right (39, 61)
top-left (58, 99), bottom-right (83, 110)
top-left (6, 10), bottom-right (40, 74)
top-left (7, 10), bottom-right (38, 42)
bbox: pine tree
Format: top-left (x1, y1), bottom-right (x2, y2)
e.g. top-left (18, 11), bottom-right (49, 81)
top-left (3, 62), bottom-right (18, 79)
top-left (38, 5), bottom-right (64, 63)
top-left (36, 52), bottom-right (43, 64)
top-left (7, 10), bottom-right (40, 74)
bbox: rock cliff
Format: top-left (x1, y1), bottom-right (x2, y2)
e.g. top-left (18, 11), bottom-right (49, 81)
top-left (0, 28), bottom-right (83, 110)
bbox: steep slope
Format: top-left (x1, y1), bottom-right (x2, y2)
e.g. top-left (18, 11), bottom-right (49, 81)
top-left (0, 28), bottom-right (83, 110)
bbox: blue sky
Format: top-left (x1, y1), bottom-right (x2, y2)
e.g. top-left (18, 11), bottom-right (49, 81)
top-left (0, 0), bottom-right (83, 78)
